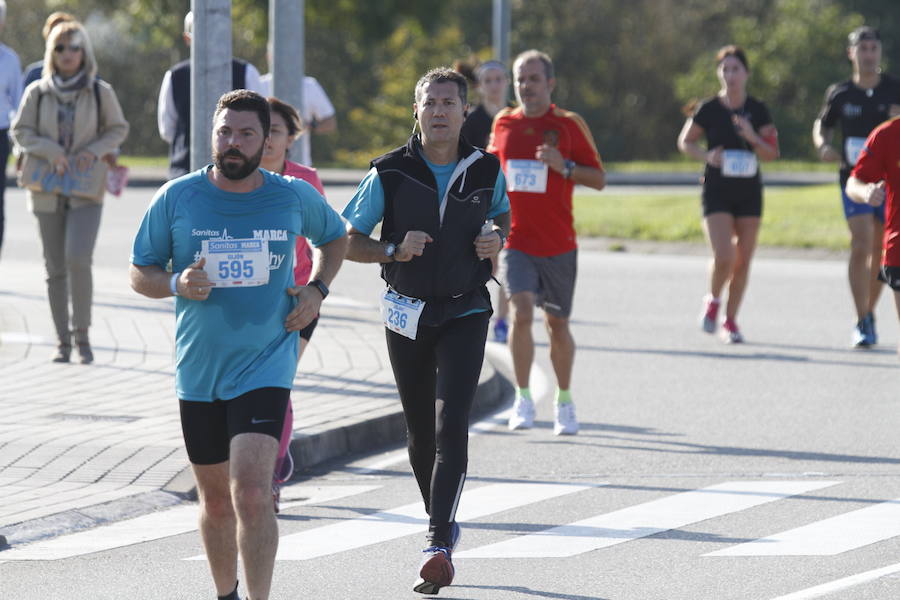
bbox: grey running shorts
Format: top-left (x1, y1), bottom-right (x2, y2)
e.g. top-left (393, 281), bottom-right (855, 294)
top-left (503, 248), bottom-right (577, 318)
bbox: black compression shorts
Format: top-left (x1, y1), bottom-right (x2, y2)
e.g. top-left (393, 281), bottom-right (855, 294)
top-left (299, 316), bottom-right (319, 341)
top-left (702, 181), bottom-right (763, 218)
top-left (879, 266), bottom-right (900, 291)
top-left (179, 387), bottom-right (290, 465)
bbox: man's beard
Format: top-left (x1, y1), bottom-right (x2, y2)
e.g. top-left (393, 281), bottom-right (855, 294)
top-left (214, 146), bottom-right (264, 180)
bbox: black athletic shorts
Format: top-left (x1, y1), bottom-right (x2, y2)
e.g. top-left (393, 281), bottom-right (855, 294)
top-left (702, 180), bottom-right (763, 218)
top-left (299, 316), bottom-right (319, 342)
top-left (179, 387), bottom-right (290, 465)
top-left (879, 266), bottom-right (900, 291)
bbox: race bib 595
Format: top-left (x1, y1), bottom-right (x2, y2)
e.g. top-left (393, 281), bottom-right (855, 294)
top-left (201, 238), bottom-right (270, 287)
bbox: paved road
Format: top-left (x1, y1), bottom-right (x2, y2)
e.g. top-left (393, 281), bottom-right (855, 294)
top-left (2, 183), bottom-right (900, 599)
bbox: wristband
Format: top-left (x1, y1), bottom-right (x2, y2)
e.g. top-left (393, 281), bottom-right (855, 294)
top-left (170, 272), bottom-right (180, 296)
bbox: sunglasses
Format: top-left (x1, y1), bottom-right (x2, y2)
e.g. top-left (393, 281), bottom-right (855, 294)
top-left (53, 44), bottom-right (82, 54)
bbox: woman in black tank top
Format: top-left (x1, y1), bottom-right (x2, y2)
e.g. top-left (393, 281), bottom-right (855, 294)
top-left (677, 45), bottom-right (779, 344)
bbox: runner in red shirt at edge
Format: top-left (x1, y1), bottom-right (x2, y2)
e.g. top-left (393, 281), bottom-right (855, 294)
top-left (488, 49), bottom-right (605, 436)
top-left (846, 116), bottom-right (900, 356)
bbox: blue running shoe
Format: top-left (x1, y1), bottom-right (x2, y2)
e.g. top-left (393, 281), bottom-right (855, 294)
top-left (852, 319), bottom-right (870, 348)
top-left (493, 318), bottom-right (508, 343)
top-left (864, 312), bottom-right (877, 346)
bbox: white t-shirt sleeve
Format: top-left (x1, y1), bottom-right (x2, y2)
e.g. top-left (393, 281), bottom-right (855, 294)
top-left (258, 73), bottom-right (272, 98)
top-left (304, 77), bottom-right (336, 121)
top-left (157, 70), bottom-right (177, 143)
top-left (244, 63), bottom-right (263, 94)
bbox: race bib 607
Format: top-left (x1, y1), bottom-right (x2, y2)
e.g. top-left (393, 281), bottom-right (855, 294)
top-left (721, 150), bottom-right (758, 178)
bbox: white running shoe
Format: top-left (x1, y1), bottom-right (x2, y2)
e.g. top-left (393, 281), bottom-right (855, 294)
top-left (508, 395), bottom-right (535, 430)
top-left (553, 402), bottom-right (579, 435)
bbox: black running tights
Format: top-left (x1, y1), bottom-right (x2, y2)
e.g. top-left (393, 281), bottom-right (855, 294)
top-left (385, 311), bottom-right (490, 546)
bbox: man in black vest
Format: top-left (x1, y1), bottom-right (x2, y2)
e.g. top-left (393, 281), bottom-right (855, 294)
top-left (342, 67), bottom-right (509, 595)
top-left (156, 11), bottom-right (262, 179)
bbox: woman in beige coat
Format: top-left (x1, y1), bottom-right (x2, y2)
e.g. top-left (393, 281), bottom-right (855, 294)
top-left (12, 21), bottom-right (128, 363)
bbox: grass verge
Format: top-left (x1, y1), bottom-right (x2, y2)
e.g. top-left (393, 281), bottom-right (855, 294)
top-left (118, 155), bottom-right (169, 168)
top-left (574, 184), bottom-right (850, 250)
top-left (604, 160), bottom-right (834, 173)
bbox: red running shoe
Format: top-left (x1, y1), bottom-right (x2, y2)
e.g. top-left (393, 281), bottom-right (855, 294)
top-left (413, 546), bottom-right (454, 594)
top-left (722, 318), bottom-right (744, 344)
top-left (700, 295), bottom-right (720, 333)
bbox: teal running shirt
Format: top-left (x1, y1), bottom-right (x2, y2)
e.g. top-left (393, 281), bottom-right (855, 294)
top-left (131, 166), bottom-right (345, 402)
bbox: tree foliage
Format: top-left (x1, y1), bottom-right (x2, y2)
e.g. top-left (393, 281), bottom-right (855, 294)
top-left (675, 0), bottom-right (865, 158)
top-left (3, 0), bottom-right (895, 163)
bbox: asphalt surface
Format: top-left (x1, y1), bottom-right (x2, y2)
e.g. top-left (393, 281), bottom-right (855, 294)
top-left (3, 179), bottom-right (900, 600)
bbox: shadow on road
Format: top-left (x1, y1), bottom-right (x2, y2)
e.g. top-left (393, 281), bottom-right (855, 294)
top-left (591, 435), bottom-right (900, 466)
top-left (535, 341), bottom-right (898, 369)
top-left (452, 585), bottom-right (609, 600)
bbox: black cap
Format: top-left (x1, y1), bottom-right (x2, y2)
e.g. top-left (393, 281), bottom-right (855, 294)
top-left (849, 26), bottom-right (880, 46)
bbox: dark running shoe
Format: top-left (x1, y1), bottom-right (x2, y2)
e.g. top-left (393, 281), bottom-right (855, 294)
top-left (852, 319), bottom-right (869, 348)
top-left (77, 342), bottom-right (94, 364)
top-left (52, 344), bottom-right (71, 363)
top-left (864, 312), bottom-right (877, 346)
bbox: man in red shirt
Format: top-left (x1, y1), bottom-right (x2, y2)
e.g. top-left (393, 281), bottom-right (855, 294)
top-left (488, 50), bottom-right (605, 435)
top-left (846, 116), bottom-right (900, 353)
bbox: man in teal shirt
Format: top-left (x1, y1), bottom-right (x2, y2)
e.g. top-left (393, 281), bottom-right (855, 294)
top-left (130, 90), bottom-right (346, 600)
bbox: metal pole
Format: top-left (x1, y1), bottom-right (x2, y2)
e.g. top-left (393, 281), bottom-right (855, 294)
top-left (190, 0), bottom-right (233, 172)
top-left (492, 0), bottom-right (510, 65)
top-left (270, 0), bottom-right (306, 163)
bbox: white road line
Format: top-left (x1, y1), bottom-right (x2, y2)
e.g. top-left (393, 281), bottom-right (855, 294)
top-left (260, 481), bottom-right (596, 561)
top-left (708, 498), bottom-right (900, 556)
top-left (0, 485), bottom-right (377, 561)
top-left (769, 562), bottom-right (900, 600)
top-left (456, 480), bottom-right (838, 559)
top-left (0, 332), bottom-right (47, 345)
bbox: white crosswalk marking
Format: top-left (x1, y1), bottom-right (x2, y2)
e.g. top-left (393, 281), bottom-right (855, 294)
top-left (265, 481), bottom-right (596, 561)
top-left (708, 498), bottom-right (900, 556)
top-left (0, 485), bottom-right (377, 561)
top-left (768, 562), bottom-right (900, 599)
top-left (455, 480), bottom-right (837, 559)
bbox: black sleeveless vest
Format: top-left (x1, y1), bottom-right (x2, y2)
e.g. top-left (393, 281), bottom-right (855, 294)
top-left (168, 58), bottom-right (248, 179)
top-left (373, 135), bottom-right (500, 305)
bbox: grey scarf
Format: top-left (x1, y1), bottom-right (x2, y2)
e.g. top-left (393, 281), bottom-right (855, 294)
top-left (48, 70), bottom-right (89, 103)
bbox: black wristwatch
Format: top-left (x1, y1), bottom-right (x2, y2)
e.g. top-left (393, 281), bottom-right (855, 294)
top-left (307, 279), bottom-right (329, 299)
top-left (562, 159), bottom-right (576, 179)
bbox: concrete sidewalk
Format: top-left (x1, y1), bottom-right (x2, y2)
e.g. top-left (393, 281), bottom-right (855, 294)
top-left (0, 258), bottom-right (510, 548)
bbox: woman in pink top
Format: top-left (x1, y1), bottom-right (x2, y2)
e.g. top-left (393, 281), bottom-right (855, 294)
top-left (260, 96), bottom-right (327, 510)
top-left (261, 96), bottom-right (325, 295)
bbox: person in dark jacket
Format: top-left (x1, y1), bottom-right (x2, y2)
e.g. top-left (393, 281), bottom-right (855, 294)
top-left (156, 11), bottom-right (262, 179)
top-left (341, 67), bottom-right (509, 596)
